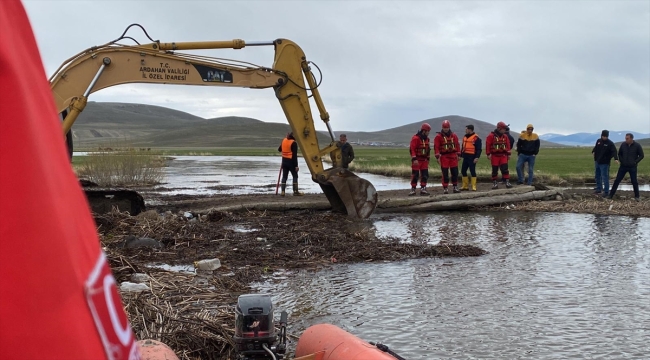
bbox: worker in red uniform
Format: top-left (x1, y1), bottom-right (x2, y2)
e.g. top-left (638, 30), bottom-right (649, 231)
top-left (409, 123), bottom-right (432, 196)
top-left (486, 121), bottom-right (513, 189)
top-left (278, 132), bottom-right (303, 196)
top-left (0, 0), bottom-right (140, 358)
top-left (433, 120), bottom-right (462, 194)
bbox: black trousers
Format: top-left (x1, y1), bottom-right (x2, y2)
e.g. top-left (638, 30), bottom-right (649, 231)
top-left (281, 159), bottom-right (298, 183)
top-left (461, 154), bottom-right (477, 177)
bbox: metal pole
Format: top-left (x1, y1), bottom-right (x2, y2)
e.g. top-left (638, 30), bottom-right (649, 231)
top-left (326, 122), bottom-right (336, 142)
top-left (83, 60), bottom-right (109, 97)
top-left (245, 41), bottom-right (275, 46)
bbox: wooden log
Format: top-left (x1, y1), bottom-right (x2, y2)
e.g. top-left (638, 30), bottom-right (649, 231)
top-left (377, 186), bottom-right (537, 209)
top-left (387, 190), bottom-right (561, 212)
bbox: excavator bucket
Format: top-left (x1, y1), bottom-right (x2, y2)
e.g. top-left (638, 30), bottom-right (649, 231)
top-left (317, 168), bottom-right (378, 219)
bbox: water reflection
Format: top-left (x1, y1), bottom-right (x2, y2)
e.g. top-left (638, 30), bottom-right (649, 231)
top-left (253, 212), bottom-right (650, 359)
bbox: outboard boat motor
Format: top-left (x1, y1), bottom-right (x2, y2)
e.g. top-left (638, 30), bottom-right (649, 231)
top-left (234, 294), bottom-right (287, 360)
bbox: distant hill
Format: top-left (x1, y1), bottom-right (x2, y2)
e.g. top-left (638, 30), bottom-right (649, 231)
top-left (332, 115), bottom-right (566, 148)
top-left (542, 131), bottom-right (650, 146)
top-left (130, 120), bottom-right (332, 148)
top-left (615, 137), bottom-right (650, 147)
top-left (70, 102), bottom-right (569, 148)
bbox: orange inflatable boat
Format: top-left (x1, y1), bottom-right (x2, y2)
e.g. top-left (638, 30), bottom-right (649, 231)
top-left (295, 324), bottom-right (399, 360)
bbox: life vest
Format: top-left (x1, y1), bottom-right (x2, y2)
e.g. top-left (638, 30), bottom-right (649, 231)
top-left (281, 138), bottom-right (294, 159)
top-left (491, 133), bottom-right (509, 153)
top-left (411, 134), bottom-right (430, 158)
top-left (462, 134), bottom-right (478, 155)
top-left (439, 133), bottom-right (457, 154)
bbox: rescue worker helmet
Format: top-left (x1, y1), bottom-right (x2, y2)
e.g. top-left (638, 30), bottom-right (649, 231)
top-left (421, 123), bottom-right (431, 131)
top-left (497, 121), bottom-right (507, 130)
top-left (442, 120), bottom-right (451, 129)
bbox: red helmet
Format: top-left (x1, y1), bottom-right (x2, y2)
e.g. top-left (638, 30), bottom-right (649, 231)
top-left (421, 123), bottom-right (431, 131)
top-left (442, 120), bottom-right (451, 129)
top-left (497, 121), bottom-right (507, 129)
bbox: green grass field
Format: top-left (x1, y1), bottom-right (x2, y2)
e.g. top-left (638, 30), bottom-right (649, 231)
top-left (345, 147), bottom-right (649, 184)
top-left (72, 146), bottom-right (649, 185)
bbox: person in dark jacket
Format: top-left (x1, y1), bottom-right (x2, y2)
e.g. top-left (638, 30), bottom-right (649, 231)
top-left (591, 130), bottom-right (619, 197)
top-left (337, 133), bottom-right (355, 168)
top-left (608, 133), bottom-right (644, 201)
top-left (460, 124), bottom-right (482, 191)
top-left (278, 132), bottom-right (303, 196)
top-left (515, 124), bottom-right (540, 185)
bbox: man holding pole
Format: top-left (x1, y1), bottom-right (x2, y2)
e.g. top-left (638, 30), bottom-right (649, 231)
top-left (277, 132), bottom-right (303, 196)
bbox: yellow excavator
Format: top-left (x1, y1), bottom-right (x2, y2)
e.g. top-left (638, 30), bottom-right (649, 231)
top-left (51, 24), bottom-right (377, 219)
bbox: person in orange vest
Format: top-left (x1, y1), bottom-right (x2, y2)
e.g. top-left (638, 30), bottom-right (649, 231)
top-left (460, 124), bottom-right (482, 191)
top-left (0, 1), bottom-right (141, 358)
top-left (409, 123), bottom-right (432, 196)
top-left (433, 120), bottom-right (461, 194)
top-left (486, 121), bottom-right (513, 189)
top-left (277, 132), bottom-right (303, 196)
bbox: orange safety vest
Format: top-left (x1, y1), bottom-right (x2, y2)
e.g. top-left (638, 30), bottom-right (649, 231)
top-left (440, 134), bottom-right (457, 154)
top-left (462, 134), bottom-right (478, 155)
top-left (281, 138), bottom-right (294, 159)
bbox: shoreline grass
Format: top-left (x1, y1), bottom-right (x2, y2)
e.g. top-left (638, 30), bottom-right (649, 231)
top-left (73, 146), bottom-right (649, 186)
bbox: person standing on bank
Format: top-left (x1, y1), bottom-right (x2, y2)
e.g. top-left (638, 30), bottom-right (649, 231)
top-left (434, 120), bottom-right (462, 194)
top-left (516, 124), bottom-right (540, 185)
top-left (277, 132), bottom-right (303, 196)
top-left (460, 124), bottom-right (482, 191)
top-left (592, 130), bottom-right (618, 197)
top-left (486, 121), bottom-right (513, 189)
top-left (337, 133), bottom-right (355, 169)
top-left (409, 123), bottom-right (432, 196)
top-left (608, 133), bottom-right (644, 201)
top-left (501, 125), bottom-right (516, 183)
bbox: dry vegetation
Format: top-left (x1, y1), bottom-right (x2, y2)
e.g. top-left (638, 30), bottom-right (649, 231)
top-left (76, 148), bottom-right (165, 186)
top-left (99, 208), bottom-right (485, 360)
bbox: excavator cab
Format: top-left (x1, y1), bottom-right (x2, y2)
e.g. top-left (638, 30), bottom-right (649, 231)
top-left (51, 24), bottom-right (378, 218)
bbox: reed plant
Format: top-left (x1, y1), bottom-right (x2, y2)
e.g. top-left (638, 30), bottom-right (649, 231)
top-left (75, 147), bottom-right (165, 186)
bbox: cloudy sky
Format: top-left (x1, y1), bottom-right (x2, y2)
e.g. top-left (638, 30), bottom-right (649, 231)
top-left (23, 0), bottom-right (650, 135)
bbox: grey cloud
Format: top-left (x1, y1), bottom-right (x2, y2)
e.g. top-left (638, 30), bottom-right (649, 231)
top-left (24, 0), bottom-right (650, 134)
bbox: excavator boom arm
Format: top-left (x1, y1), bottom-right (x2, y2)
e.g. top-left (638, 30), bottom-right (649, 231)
top-left (51, 35), bottom-right (377, 218)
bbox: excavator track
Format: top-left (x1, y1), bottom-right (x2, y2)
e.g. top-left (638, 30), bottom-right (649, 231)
top-left (80, 180), bottom-right (145, 215)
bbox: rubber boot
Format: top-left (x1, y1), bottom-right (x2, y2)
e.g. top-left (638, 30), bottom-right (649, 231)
top-left (293, 183), bottom-right (304, 196)
top-left (460, 176), bottom-right (469, 191)
top-left (280, 183), bottom-right (286, 196)
top-left (471, 177), bottom-right (477, 191)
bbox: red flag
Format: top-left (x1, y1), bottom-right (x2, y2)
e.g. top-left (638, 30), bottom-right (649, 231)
top-left (0, 1), bottom-right (139, 359)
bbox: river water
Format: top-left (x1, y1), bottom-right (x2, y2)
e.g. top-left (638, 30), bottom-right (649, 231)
top-left (74, 153), bottom-right (649, 357)
top-left (151, 155), bottom-right (649, 195)
top-left (253, 211), bottom-right (650, 359)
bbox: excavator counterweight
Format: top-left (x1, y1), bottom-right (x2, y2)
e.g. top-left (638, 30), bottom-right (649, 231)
top-left (53, 24), bottom-right (378, 218)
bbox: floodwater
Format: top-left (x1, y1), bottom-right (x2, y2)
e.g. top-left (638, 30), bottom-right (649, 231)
top-left (253, 211), bottom-right (650, 359)
top-left (73, 153), bottom-right (648, 195)
top-left (152, 155), bottom-right (411, 195)
top-left (150, 155), bottom-right (650, 195)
